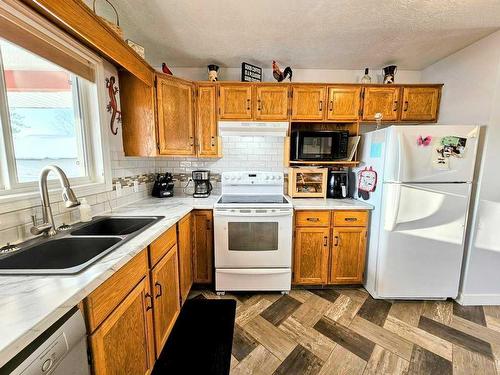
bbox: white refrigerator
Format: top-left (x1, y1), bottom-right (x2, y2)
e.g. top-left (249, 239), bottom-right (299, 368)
top-left (355, 125), bottom-right (479, 300)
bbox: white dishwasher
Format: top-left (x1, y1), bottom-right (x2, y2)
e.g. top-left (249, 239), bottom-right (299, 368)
top-left (2, 307), bottom-right (90, 375)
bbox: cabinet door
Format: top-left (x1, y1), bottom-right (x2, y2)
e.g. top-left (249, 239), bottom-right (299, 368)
top-left (157, 75), bottom-right (195, 155)
top-left (291, 85), bottom-right (326, 120)
top-left (293, 227), bottom-right (329, 284)
top-left (326, 86), bottom-right (361, 121)
top-left (177, 213), bottom-right (193, 304)
top-left (400, 87), bottom-right (440, 122)
top-left (151, 245), bottom-right (181, 356)
top-left (90, 277), bottom-right (155, 375)
top-left (330, 227), bottom-right (367, 284)
top-left (196, 84), bottom-right (219, 157)
top-left (255, 85), bottom-right (289, 120)
top-left (192, 210), bottom-right (214, 284)
top-left (219, 84), bottom-right (252, 119)
top-left (362, 87), bottom-right (400, 121)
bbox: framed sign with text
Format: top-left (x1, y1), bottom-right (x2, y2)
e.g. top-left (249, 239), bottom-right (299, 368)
top-left (241, 62), bottom-right (262, 82)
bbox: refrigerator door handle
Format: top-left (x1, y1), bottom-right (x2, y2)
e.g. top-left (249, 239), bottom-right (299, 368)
top-left (396, 132), bottom-right (404, 182)
top-left (385, 184), bottom-right (402, 231)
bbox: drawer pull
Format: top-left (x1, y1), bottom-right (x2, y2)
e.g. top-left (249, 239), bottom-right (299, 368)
top-left (145, 293), bottom-right (153, 311)
top-left (345, 217), bottom-right (358, 222)
top-left (306, 217), bottom-right (320, 222)
top-left (155, 282), bottom-right (163, 298)
top-left (334, 236), bottom-right (339, 246)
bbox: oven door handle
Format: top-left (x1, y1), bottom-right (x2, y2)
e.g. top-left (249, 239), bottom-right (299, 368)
top-left (214, 210), bottom-right (292, 217)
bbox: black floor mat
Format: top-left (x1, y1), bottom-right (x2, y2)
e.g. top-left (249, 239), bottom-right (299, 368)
top-left (152, 298), bottom-right (236, 375)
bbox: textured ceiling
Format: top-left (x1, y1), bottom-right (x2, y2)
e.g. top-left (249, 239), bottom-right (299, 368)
top-left (93, 0), bottom-right (500, 69)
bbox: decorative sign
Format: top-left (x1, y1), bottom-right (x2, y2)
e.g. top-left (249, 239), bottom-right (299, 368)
top-left (241, 62), bottom-right (262, 82)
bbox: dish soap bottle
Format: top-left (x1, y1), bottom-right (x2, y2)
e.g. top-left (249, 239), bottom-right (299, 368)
top-left (361, 68), bottom-right (372, 83)
top-left (79, 198), bottom-right (92, 222)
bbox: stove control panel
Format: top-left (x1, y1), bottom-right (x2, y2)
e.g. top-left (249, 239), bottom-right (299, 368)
top-left (221, 172), bottom-right (284, 185)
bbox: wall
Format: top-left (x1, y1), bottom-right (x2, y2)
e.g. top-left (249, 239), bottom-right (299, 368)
top-left (422, 30), bottom-right (500, 304)
top-left (168, 67), bottom-right (422, 84)
top-left (0, 62), bottom-right (156, 246)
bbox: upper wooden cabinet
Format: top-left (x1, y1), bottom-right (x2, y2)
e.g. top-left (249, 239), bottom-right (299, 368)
top-left (254, 85), bottom-right (289, 120)
top-left (362, 86), bottom-right (400, 121)
top-left (177, 213), bottom-right (193, 305)
top-left (192, 210), bottom-right (214, 284)
top-left (291, 85), bottom-right (326, 121)
top-left (156, 74), bottom-right (195, 156)
top-left (400, 86), bottom-right (441, 121)
top-left (219, 84), bottom-right (253, 119)
top-left (196, 83), bottom-right (219, 157)
top-left (326, 86), bottom-right (361, 121)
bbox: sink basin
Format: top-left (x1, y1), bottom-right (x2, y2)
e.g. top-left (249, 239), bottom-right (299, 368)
top-left (71, 217), bottom-right (159, 236)
top-left (0, 237), bottom-right (121, 274)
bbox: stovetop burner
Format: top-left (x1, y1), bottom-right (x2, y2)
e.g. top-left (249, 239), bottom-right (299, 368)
top-left (217, 195), bottom-right (288, 204)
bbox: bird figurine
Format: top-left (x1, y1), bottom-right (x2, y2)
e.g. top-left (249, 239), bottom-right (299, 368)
top-left (272, 61), bottom-right (293, 82)
top-left (162, 62), bottom-right (173, 75)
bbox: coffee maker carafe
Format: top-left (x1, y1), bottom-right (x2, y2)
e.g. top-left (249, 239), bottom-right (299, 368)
top-left (192, 170), bottom-right (213, 198)
top-left (327, 169), bottom-right (349, 199)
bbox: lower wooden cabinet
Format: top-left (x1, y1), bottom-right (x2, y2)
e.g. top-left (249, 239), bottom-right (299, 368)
top-left (177, 213), bottom-right (193, 305)
top-left (293, 210), bottom-right (368, 285)
top-left (89, 277), bottom-right (155, 375)
top-left (330, 226), bottom-right (367, 284)
top-left (293, 227), bottom-right (329, 284)
top-left (192, 210), bottom-right (214, 284)
top-left (151, 244), bottom-right (181, 356)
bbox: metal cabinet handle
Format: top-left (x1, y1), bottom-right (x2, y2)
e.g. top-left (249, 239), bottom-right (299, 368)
top-left (189, 135), bottom-right (194, 147)
top-left (393, 100), bottom-right (398, 111)
top-left (334, 236), bottom-right (339, 246)
top-left (323, 236), bottom-right (328, 247)
top-left (319, 100), bottom-right (323, 111)
top-left (145, 293), bottom-right (153, 311)
top-left (306, 217), bottom-right (320, 222)
top-left (247, 98), bottom-right (251, 110)
top-left (155, 282), bottom-right (162, 298)
top-left (404, 101), bottom-right (409, 111)
top-left (257, 99), bottom-right (262, 111)
top-left (329, 100), bottom-right (333, 112)
top-left (344, 217), bottom-right (358, 222)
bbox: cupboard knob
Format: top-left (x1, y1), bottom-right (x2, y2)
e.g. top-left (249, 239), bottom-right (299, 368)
top-left (319, 100), bottom-right (323, 111)
top-left (334, 236), bottom-right (339, 246)
top-left (404, 101), bottom-right (409, 112)
top-left (145, 293), bottom-right (153, 311)
top-left (323, 236), bottom-right (328, 247)
top-left (257, 99), bottom-right (262, 111)
top-left (247, 99), bottom-right (251, 110)
top-left (329, 100), bottom-right (333, 112)
top-left (155, 282), bottom-right (162, 298)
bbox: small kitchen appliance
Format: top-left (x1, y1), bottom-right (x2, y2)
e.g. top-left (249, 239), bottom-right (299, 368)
top-left (291, 130), bottom-right (349, 161)
top-left (327, 169), bottom-right (349, 199)
top-left (152, 173), bottom-right (174, 198)
top-left (214, 171), bottom-right (293, 294)
top-left (192, 170), bottom-right (213, 198)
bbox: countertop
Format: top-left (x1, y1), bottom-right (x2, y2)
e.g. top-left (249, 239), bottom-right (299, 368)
top-left (0, 194), bottom-right (371, 366)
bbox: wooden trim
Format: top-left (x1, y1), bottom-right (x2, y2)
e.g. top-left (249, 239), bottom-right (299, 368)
top-left (20, 0), bottom-right (154, 86)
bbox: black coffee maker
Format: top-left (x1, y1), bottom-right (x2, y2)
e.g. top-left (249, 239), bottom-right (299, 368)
top-left (152, 173), bottom-right (174, 198)
top-left (192, 170), bottom-right (213, 198)
top-left (327, 169), bottom-right (349, 199)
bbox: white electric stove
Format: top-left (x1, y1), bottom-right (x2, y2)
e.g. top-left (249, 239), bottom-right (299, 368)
top-left (214, 171), bottom-right (293, 294)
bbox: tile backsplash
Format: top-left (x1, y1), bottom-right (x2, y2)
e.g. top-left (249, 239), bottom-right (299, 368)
top-left (0, 135), bottom-right (287, 246)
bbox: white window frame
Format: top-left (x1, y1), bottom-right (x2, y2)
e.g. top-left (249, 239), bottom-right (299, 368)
top-left (0, 1), bottom-right (112, 213)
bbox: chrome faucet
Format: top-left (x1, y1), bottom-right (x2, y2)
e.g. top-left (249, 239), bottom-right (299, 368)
top-left (31, 165), bottom-right (80, 237)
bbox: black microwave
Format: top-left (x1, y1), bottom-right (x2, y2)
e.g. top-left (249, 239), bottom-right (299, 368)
top-left (291, 130), bottom-right (349, 161)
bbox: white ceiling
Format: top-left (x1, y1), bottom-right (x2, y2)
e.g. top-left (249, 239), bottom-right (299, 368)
top-left (96, 0), bottom-right (500, 70)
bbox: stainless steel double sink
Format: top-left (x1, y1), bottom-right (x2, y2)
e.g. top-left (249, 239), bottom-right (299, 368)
top-left (0, 216), bottom-right (164, 275)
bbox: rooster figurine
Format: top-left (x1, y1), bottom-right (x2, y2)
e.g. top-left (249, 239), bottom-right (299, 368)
top-left (161, 62), bottom-right (173, 75)
top-left (272, 60), bottom-right (293, 82)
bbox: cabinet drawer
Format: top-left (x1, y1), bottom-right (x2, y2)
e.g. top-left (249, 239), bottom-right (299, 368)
top-left (149, 225), bottom-right (177, 267)
top-left (333, 211), bottom-right (368, 227)
top-left (84, 249), bottom-right (148, 332)
top-left (295, 211), bottom-right (330, 227)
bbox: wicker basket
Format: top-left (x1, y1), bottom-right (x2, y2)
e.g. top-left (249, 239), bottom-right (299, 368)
top-left (93, 0), bottom-right (124, 38)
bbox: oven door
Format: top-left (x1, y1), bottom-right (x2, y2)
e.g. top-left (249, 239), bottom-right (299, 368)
top-left (214, 208), bottom-right (293, 268)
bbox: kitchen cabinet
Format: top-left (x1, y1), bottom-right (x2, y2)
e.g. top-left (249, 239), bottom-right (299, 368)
top-left (151, 244), bottom-right (181, 356)
top-left (192, 210), bottom-right (214, 284)
top-left (178, 213), bottom-right (193, 304)
top-left (293, 227), bottom-right (330, 284)
top-left (254, 85), bottom-right (289, 120)
top-left (291, 85), bottom-right (326, 120)
top-left (293, 210), bottom-right (368, 285)
top-left (89, 277), bottom-right (155, 375)
top-left (156, 74), bottom-right (195, 155)
top-left (219, 84), bottom-right (253, 119)
top-left (400, 86), bottom-right (441, 121)
top-left (196, 83), bottom-right (220, 157)
top-left (362, 86), bottom-right (400, 121)
top-left (326, 86), bottom-right (361, 121)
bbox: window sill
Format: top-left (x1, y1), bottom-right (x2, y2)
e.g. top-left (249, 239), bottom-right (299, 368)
top-left (0, 180), bottom-right (112, 215)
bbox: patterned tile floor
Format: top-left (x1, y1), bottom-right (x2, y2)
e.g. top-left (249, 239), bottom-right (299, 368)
top-left (190, 288), bottom-right (500, 375)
